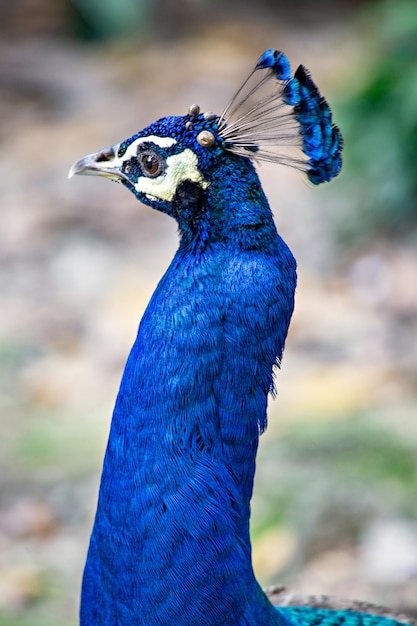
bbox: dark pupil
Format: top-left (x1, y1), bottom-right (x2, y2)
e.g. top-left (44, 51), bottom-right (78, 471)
top-left (142, 153), bottom-right (159, 176)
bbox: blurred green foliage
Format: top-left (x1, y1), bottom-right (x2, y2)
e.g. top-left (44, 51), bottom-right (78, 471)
top-left (0, 617), bottom-right (58, 626)
top-left (337, 0), bottom-right (417, 244)
top-left (70, 0), bottom-right (151, 39)
top-left (285, 418), bottom-right (417, 503)
top-left (253, 413), bottom-right (417, 546)
top-left (0, 611), bottom-right (74, 626)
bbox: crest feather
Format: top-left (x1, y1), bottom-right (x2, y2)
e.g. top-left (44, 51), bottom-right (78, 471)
top-left (218, 49), bottom-right (343, 184)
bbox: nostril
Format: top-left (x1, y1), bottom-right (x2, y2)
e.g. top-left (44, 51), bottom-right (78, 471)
top-left (95, 147), bottom-right (115, 163)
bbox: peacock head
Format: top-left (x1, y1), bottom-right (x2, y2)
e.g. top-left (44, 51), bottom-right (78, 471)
top-left (69, 49), bottom-right (343, 223)
top-left (68, 107), bottom-right (229, 218)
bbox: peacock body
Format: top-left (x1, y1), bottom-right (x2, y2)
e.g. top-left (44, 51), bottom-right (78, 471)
top-left (70, 50), bottom-right (411, 626)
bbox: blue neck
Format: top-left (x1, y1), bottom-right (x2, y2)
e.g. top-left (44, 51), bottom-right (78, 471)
top-left (80, 161), bottom-right (297, 625)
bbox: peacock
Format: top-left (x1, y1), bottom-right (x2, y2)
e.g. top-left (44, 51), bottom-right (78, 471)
top-left (69, 49), bottom-right (413, 626)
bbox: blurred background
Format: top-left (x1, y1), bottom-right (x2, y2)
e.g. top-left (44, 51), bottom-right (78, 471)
top-left (1, 0), bottom-right (417, 624)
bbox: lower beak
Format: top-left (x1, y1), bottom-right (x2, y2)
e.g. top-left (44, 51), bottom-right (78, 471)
top-left (68, 145), bottom-right (125, 182)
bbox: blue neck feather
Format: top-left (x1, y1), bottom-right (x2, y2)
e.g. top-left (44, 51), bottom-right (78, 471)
top-left (80, 157), bottom-right (297, 625)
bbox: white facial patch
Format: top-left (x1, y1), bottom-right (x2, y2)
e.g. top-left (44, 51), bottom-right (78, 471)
top-left (134, 148), bottom-right (209, 201)
top-left (110, 135), bottom-right (178, 169)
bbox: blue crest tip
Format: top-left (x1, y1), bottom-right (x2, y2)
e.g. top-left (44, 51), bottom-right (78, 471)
top-left (256, 48), bottom-right (292, 81)
top-left (291, 65), bottom-right (343, 184)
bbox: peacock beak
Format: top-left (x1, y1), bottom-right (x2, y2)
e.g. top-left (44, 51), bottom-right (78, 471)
top-left (68, 145), bottom-right (126, 182)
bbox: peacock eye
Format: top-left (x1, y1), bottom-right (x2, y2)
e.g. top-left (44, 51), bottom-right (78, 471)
top-left (138, 150), bottom-right (165, 178)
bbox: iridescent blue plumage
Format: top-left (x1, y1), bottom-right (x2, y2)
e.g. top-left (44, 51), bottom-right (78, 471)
top-left (69, 50), bottom-right (410, 626)
top-left (290, 65), bottom-right (343, 184)
top-left (257, 49), bottom-right (292, 80)
top-left (281, 607), bottom-right (410, 626)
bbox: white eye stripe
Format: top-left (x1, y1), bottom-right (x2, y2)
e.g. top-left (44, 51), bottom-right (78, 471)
top-left (113, 135), bottom-right (177, 167)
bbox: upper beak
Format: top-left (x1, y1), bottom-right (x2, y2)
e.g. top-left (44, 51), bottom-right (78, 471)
top-left (68, 145), bottom-right (125, 181)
